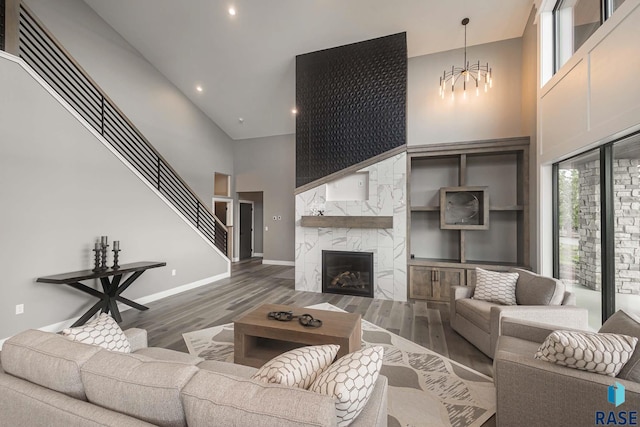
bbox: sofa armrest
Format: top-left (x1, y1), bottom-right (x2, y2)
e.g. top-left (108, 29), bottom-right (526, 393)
top-left (124, 328), bottom-right (148, 352)
top-left (489, 305), bottom-right (589, 357)
top-left (495, 349), bottom-right (640, 426)
top-left (500, 318), bottom-right (581, 344)
top-left (451, 285), bottom-right (475, 300)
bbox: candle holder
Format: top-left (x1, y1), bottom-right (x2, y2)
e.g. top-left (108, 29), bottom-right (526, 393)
top-left (112, 248), bottom-right (121, 270)
top-left (92, 247), bottom-right (102, 272)
top-left (100, 244), bottom-right (109, 270)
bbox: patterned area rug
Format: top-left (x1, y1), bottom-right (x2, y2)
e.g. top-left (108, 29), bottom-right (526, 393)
top-left (182, 303), bottom-right (495, 427)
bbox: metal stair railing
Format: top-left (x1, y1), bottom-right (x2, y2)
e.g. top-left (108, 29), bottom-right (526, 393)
top-left (8, 3), bottom-right (229, 256)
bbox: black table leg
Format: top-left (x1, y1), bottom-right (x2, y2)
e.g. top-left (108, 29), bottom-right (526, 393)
top-left (116, 295), bottom-right (148, 311)
top-left (71, 298), bottom-right (108, 327)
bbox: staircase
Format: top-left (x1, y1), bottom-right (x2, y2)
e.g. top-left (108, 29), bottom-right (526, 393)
top-left (2, 2), bottom-right (230, 257)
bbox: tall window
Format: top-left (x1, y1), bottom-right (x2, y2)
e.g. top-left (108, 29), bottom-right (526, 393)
top-left (556, 149), bottom-right (602, 329)
top-left (554, 133), bottom-right (640, 329)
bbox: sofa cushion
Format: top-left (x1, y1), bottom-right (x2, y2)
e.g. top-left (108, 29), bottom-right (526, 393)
top-left (455, 298), bottom-right (498, 333)
top-left (473, 268), bottom-right (518, 306)
top-left (62, 313), bottom-right (131, 353)
top-left (496, 335), bottom-right (542, 358)
top-left (309, 346), bottom-right (384, 427)
top-left (0, 329), bottom-right (101, 400)
top-left (81, 350), bottom-right (198, 427)
top-left (181, 369), bottom-right (336, 427)
top-left (134, 347), bottom-right (203, 365)
top-left (251, 344), bottom-right (339, 389)
top-left (513, 268), bottom-right (565, 306)
top-left (534, 330), bottom-right (638, 376)
top-left (599, 310), bottom-right (640, 381)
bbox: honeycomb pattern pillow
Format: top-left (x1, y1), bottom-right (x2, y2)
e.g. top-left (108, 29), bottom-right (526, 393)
top-left (62, 313), bottom-right (131, 353)
top-left (251, 344), bottom-right (339, 389)
top-left (472, 268), bottom-right (519, 306)
top-left (309, 346), bottom-right (384, 427)
top-left (534, 330), bottom-right (638, 376)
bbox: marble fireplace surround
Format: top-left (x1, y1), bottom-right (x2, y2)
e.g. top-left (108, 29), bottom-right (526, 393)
top-left (294, 152), bottom-right (407, 302)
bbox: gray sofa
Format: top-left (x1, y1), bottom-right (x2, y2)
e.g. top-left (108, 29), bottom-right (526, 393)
top-left (494, 317), bottom-right (640, 426)
top-left (450, 268), bottom-right (589, 358)
top-left (0, 328), bottom-right (387, 427)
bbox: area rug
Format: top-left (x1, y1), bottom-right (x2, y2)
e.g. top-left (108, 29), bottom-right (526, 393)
top-left (183, 303), bottom-right (495, 427)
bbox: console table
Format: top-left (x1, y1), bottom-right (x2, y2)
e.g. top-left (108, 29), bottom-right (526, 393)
top-left (36, 261), bottom-right (166, 327)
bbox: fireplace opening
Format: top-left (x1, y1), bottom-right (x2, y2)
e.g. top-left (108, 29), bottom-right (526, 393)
top-left (322, 250), bottom-right (374, 298)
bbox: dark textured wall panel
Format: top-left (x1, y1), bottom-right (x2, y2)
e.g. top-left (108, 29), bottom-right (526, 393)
top-left (296, 33), bottom-right (407, 188)
top-left (0, 0), bottom-right (6, 52)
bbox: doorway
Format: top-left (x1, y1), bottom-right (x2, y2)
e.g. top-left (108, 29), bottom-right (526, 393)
top-left (239, 201), bottom-right (254, 260)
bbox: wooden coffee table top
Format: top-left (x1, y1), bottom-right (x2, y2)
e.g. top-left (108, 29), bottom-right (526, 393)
top-left (234, 303), bottom-right (360, 338)
top-left (233, 303), bottom-right (362, 367)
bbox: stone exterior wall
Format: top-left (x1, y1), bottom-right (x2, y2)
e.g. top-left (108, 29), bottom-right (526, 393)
top-left (613, 159), bottom-right (640, 294)
top-left (577, 160), bottom-right (601, 291)
top-left (578, 159), bottom-right (640, 294)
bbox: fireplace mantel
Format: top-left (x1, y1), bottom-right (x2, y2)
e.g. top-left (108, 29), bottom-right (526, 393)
top-left (300, 216), bottom-right (393, 229)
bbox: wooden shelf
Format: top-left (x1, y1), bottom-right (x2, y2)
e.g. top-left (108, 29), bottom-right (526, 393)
top-left (410, 206), bottom-right (440, 212)
top-left (490, 205), bottom-right (524, 211)
top-left (300, 215), bottom-right (393, 229)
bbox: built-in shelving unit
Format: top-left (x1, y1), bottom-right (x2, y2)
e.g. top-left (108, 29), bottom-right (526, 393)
top-left (407, 137), bottom-right (530, 301)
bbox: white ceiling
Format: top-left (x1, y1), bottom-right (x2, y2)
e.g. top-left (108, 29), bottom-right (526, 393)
top-left (83, 0), bottom-right (534, 140)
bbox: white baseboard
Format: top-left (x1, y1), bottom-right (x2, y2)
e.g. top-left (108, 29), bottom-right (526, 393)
top-left (232, 257), bottom-right (240, 262)
top-left (253, 252), bottom-right (264, 257)
top-left (0, 273), bottom-right (230, 350)
top-left (262, 259), bottom-right (295, 266)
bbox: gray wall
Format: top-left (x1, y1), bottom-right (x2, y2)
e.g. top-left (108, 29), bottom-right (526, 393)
top-left (408, 37), bottom-right (525, 145)
top-left (0, 57), bottom-right (228, 340)
top-left (26, 0), bottom-right (235, 209)
top-left (237, 192), bottom-right (264, 254)
top-left (234, 135), bottom-right (295, 263)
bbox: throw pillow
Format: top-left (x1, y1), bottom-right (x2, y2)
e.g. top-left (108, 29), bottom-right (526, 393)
top-left (309, 346), bottom-right (384, 427)
top-left (534, 330), bottom-right (638, 376)
top-left (62, 313), bottom-right (131, 353)
top-left (599, 310), bottom-right (640, 381)
top-left (472, 268), bottom-right (519, 306)
top-left (251, 344), bottom-right (340, 389)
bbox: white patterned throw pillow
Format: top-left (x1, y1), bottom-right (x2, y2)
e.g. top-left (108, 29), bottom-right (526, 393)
top-left (535, 330), bottom-right (638, 376)
top-left (309, 346), bottom-right (384, 427)
top-left (472, 268), bottom-right (518, 306)
top-left (62, 313), bottom-right (131, 353)
top-left (251, 344), bottom-right (339, 389)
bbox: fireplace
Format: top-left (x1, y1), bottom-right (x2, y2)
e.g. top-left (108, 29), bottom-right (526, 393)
top-left (322, 250), bottom-right (374, 297)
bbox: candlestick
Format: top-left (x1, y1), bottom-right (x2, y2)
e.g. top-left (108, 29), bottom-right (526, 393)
top-left (100, 243), bottom-right (109, 270)
top-left (92, 246), bottom-right (102, 272)
top-left (112, 248), bottom-right (120, 270)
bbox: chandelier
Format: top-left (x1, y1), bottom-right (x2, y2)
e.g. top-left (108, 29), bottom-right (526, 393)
top-left (439, 18), bottom-right (492, 99)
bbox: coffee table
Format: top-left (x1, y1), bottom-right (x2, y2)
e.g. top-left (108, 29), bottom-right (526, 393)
top-left (233, 303), bottom-right (362, 368)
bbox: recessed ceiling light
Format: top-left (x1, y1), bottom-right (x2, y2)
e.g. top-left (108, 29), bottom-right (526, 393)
top-left (291, 108), bottom-right (298, 114)
top-left (228, 7), bottom-right (236, 16)
top-left (238, 117), bottom-right (244, 124)
top-left (196, 85), bottom-right (203, 92)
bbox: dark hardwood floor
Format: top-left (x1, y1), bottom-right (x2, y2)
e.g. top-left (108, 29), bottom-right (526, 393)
top-left (119, 258), bottom-right (493, 377)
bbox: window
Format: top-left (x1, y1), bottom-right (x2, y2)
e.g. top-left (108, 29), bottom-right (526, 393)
top-left (553, 133), bottom-right (640, 329)
top-left (552, 0), bottom-right (625, 73)
top-left (554, 0), bottom-right (601, 71)
top-left (555, 149), bottom-right (602, 329)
